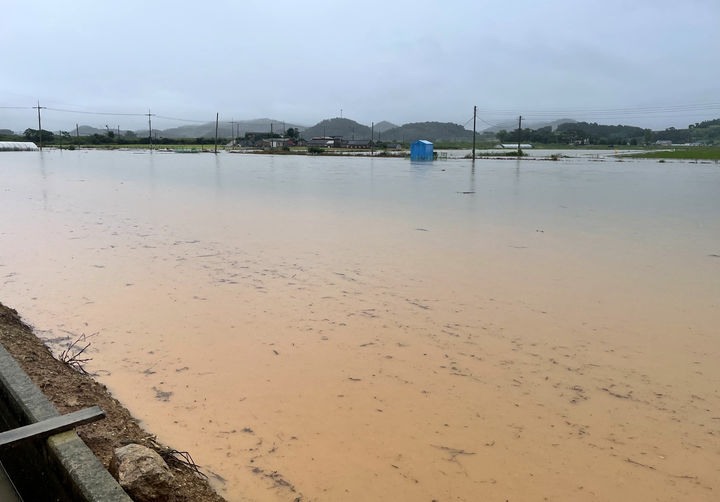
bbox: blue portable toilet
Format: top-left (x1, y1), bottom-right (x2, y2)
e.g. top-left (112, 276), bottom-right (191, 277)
top-left (410, 140), bottom-right (433, 161)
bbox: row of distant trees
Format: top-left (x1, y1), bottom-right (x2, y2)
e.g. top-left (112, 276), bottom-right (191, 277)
top-left (0, 127), bottom-right (306, 146)
top-left (496, 120), bottom-right (720, 145)
top-left (4, 121), bottom-right (719, 147)
top-left (0, 129), bottom-right (230, 145)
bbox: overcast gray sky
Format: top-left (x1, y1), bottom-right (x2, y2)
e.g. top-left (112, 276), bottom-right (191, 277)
top-left (1, 0), bottom-right (719, 132)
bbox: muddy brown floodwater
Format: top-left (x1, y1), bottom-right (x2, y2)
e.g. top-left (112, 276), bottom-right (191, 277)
top-left (1, 150), bottom-right (719, 501)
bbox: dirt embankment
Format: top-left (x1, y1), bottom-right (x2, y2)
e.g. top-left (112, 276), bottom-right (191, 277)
top-left (0, 301), bottom-right (226, 502)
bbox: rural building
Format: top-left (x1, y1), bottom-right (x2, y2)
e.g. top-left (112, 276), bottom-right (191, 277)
top-left (346, 139), bottom-right (372, 149)
top-left (262, 138), bottom-right (291, 149)
top-left (410, 140), bottom-right (433, 161)
top-left (306, 137), bottom-right (335, 148)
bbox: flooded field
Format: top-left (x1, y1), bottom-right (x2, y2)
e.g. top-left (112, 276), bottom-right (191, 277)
top-left (1, 149), bottom-right (719, 501)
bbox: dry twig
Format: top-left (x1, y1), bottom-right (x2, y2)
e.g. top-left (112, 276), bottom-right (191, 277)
top-left (58, 334), bottom-right (93, 374)
top-left (147, 436), bottom-right (207, 478)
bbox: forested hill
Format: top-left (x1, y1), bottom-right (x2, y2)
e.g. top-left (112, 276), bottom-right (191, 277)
top-left (497, 119), bottom-right (720, 145)
top-left (300, 118), bottom-right (371, 139)
top-left (380, 122), bottom-right (475, 143)
top-left (556, 122), bottom-right (647, 143)
top-left (159, 118), bottom-right (303, 138)
top-left (497, 121), bottom-right (648, 145)
top-left (374, 121), bottom-right (398, 133)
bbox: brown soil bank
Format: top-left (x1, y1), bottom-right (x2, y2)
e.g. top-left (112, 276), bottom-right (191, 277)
top-left (0, 301), bottom-right (226, 502)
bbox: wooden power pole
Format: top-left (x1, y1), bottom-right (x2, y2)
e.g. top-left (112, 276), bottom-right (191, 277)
top-left (146, 110), bottom-right (153, 151)
top-left (371, 122), bottom-right (374, 155)
top-left (517, 115), bottom-right (522, 156)
top-left (34, 101), bottom-right (46, 150)
top-left (472, 105), bottom-right (477, 160)
top-left (214, 113), bottom-right (219, 153)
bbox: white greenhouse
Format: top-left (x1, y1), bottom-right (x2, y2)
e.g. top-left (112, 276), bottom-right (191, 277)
top-left (0, 141), bottom-right (39, 151)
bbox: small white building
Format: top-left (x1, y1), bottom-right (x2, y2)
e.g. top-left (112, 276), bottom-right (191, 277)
top-left (262, 138), bottom-right (291, 149)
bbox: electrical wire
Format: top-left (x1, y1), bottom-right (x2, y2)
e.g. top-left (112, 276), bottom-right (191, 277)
top-left (476, 116), bottom-right (504, 129)
top-left (475, 102), bottom-right (720, 120)
top-left (44, 107), bottom-right (146, 117)
top-left (154, 115), bottom-right (208, 123)
top-left (4, 100), bottom-right (719, 129)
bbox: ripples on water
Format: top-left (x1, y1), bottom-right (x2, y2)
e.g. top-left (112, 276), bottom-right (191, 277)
top-left (1, 150), bottom-right (719, 501)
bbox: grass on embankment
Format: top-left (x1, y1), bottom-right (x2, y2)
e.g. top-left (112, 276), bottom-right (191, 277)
top-left (625, 148), bottom-right (720, 160)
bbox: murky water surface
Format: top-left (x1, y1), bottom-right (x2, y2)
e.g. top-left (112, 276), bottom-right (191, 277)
top-left (1, 150), bottom-right (719, 501)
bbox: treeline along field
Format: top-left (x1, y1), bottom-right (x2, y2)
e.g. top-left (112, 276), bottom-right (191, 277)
top-left (497, 119), bottom-right (720, 146)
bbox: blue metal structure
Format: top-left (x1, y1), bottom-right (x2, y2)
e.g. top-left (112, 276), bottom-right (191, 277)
top-left (410, 140), bottom-right (433, 161)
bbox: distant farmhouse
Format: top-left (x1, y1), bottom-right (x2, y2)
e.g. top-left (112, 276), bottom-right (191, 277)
top-left (261, 138), bottom-right (292, 149)
top-left (307, 137), bottom-right (344, 148)
top-left (346, 139), bottom-right (372, 149)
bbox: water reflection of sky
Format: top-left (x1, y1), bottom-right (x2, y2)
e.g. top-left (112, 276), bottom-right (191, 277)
top-left (4, 149), bottom-right (720, 251)
top-left (1, 149), bottom-right (719, 502)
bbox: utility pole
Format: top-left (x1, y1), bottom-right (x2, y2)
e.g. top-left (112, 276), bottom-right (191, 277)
top-left (76, 123), bottom-right (79, 138)
top-left (517, 115), bottom-right (522, 156)
top-left (371, 122), bottom-right (374, 155)
top-left (230, 119), bottom-right (235, 145)
top-left (34, 101), bottom-right (46, 150)
top-left (146, 109), bottom-right (153, 151)
top-left (214, 113), bottom-right (219, 154)
top-left (472, 105), bottom-right (477, 161)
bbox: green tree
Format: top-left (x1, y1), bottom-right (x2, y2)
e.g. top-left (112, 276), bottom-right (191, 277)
top-left (643, 129), bottom-right (653, 145)
top-left (23, 128), bottom-right (55, 142)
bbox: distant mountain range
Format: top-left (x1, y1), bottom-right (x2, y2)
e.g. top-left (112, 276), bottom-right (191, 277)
top-left (154, 118), bottom-right (305, 139)
top-left (0, 116), bottom-right (602, 143)
top-left (298, 118), bottom-right (486, 143)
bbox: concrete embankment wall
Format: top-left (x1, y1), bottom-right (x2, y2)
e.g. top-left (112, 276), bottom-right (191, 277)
top-left (0, 342), bottom-right (131, 501)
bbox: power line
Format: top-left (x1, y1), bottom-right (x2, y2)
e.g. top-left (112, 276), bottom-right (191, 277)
top-left (476, 102), bottom-right (720, 119)
top-left (476, 101), bottom-right (720, 113)
top-left (476, 116), bottom-right (504, 129)
top-left (154, 115), bottom-right (208, 123)
top-left (19, 106), bottom-right (213, 124)
top-left (44, 107), bottom-right (146, 117)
